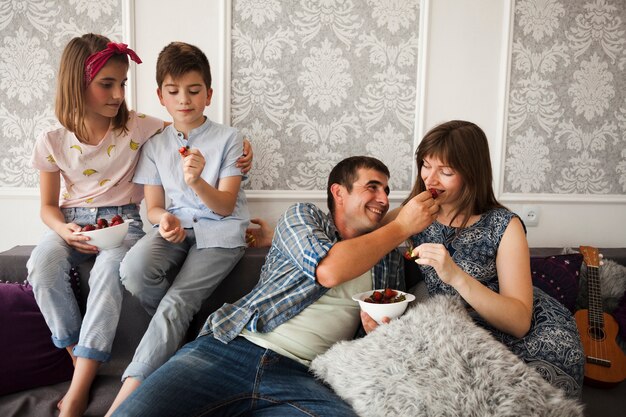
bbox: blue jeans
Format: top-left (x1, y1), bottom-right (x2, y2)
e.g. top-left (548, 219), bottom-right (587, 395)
top-left (120, 228), bottom-right (244, 381)
top-left (26, 204), bottom-right (143, 362)
top-left (112, 336), bottom-right (358, 417)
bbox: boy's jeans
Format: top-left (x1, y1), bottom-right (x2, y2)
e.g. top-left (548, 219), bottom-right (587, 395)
top-left (27, 205), bottom-right (143, 362)
top-left (120, 228), bottom-right (244, 381)
top-left (113, 335), bottom-right (358, 417)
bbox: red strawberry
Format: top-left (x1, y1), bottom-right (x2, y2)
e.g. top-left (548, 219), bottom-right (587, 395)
top-left (384, 288), bottom-right (397, 299)
top-left (403, 251), bottom-right (413, 260)
top-left (110, 215), bottom-right (123, 226)
top-left (429, 188), bottom-right (438, 199)
top-left (82, 224), bottom-right (96, 232)
top-left (97, 218), bottom-right (108, 228)
top-left (371, 291), bottom-right (383, 302)
top-left (178, 146), bottom-right (189, 156)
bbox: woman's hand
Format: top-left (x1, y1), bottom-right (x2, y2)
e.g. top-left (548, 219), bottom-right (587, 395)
top-left (413, 243), bottom-right (463, 287)
top-left (60, 222), bottom-right (99, 254)
top-left (237, 139), bottom-right (253, 174)
top-left (245, 218), bottom-right (274, 248)
top-left (159, 212), bottom-right (186, 243)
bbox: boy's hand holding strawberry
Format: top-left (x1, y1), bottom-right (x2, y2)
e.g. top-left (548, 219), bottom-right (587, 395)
top-left (179, 147), bottom-right (206, 187)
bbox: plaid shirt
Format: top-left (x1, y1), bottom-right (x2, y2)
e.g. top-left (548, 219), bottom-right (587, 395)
top-left (201, 202), bottom-right (405, 343)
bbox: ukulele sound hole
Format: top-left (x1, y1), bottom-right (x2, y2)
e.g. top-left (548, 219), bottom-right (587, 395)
top-left (588, 326), bottom-right (606, 341)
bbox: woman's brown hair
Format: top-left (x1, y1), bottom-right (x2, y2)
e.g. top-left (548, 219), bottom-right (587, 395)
top-left (55, 34), bottom-right (130, 142)
top-left (403, 120), bottom-right (504, 230)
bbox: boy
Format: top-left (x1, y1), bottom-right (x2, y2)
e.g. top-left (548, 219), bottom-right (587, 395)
top-left (106, 42), bottom-right (249, 415)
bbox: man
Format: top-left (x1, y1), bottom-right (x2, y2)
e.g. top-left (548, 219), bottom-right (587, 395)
top-left (112, 156), bottom-right (438, 417)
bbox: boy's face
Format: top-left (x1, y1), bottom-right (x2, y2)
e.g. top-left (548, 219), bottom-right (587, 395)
top-left (157, 70), bottom-right (212, 135)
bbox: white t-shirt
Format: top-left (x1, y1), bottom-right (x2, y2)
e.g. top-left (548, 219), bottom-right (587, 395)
top-left (31, 111), bottom-right (163, 208)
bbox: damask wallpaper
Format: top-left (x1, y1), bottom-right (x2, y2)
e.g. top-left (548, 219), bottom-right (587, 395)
top-left (231, 0), bottom-right (420, 191)
top-left (504, 0), bottom-right (626, 196)
top-left (0, 0), bottom-right (123, 188)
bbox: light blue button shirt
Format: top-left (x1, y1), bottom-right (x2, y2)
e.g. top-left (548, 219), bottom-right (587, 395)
top-left (133, 118), bottom-right (249, 248)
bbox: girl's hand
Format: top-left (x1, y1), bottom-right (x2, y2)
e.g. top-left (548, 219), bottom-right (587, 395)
top-left (62, 223), bottom-right (99, 254)
top-left (360, 310), bottom-right (390, 334)
top-left (159, 212), bottom-right (185, 243)
top-left (237, 139), bottom-right (253, 174)
top-left (245, 218), bottom-right (274, 248)
top-left (181, 148), bottom-right (206, 186)
top-left (413, 243), bottom-right (463, 287)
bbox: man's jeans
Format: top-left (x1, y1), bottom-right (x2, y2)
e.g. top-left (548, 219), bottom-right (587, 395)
top-left (113, 335), bottom-right (358, 417)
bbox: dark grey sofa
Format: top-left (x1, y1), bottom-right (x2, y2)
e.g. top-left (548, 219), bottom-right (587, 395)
top-left (1, 246), bottom-right (625, 417)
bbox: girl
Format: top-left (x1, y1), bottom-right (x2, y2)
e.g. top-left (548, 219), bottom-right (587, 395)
top-left (27, 34), bottom-right (251, 417)
top-left (376, 120), bottom-right (585, 397)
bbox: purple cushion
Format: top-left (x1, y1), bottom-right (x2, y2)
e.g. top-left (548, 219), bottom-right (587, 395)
top-left (0, 281), bottom-right (73, 395)
top-left (531, 253), bottom-right (583, 313)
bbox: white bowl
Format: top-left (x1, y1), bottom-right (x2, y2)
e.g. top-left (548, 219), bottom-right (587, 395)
top-left (74, 219), bottom-right (132, 250)
top-left (352, 289), bottom-right (415, 324)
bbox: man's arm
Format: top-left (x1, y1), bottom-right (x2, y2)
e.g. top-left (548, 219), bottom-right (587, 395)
top-left (316, 192), bottom-right (438, 287)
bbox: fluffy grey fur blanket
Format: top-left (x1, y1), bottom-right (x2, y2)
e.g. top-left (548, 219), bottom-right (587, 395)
top-left (311, 295), bottom-right (583, 417)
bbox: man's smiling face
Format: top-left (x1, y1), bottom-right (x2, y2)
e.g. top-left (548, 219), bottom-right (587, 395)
top-left (340, 167), bottom-right (390, 237)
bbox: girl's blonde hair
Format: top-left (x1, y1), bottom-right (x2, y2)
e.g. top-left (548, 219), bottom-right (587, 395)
top-left (55, 34), bottom-right (130, 142)
top-left (403, 120), bottom-right (505, 230)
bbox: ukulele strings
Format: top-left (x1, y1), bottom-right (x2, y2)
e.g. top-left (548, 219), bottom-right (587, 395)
top-left (588, 265), bottom-right (606, 362)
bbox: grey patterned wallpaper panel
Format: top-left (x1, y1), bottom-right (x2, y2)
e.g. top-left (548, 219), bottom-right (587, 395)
top-left (504, 0), bottom-right (626, 196)
top-left (0, 0), bottom-right (122, 188)
top-left (231, 0), bottom-right (420, 191)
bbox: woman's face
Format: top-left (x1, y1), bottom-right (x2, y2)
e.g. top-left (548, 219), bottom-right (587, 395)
top-left (420, 155), bottom-right (463, 207)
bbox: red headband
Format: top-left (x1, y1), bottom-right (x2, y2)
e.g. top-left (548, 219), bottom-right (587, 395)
top-left (84, 42), bottom-right (142, 86)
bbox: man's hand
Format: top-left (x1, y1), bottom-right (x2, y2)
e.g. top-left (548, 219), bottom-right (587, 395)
top-left (159, 212), bottom-right (186, 243)
top-left (394, 190), bottom-right (439, 236)
top-left (245, 218), bottom-right (274, 248)
top-left (181, 148), bottom-right (206, 186)
top-left (360, 310), bottom-right (390, 334)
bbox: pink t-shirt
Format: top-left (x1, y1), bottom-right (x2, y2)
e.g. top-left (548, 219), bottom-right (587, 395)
top-left (31, 111), bottom-right (164, 208)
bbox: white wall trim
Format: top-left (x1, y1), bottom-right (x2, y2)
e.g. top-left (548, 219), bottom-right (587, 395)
top-left (413, 0), bottom-right (430, 183)
top-left (221, 0), bottom-right (232, 125)
top-left (122, 0), bottom-right (137, 112)
top-left (499, 192), bottom-right (626, 203)
top-left (245, 189), bottom-right (408, 204)
top-left (494, 0), bottom-right (514, 201)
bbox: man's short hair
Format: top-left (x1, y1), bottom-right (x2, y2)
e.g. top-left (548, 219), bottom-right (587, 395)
top-left (156, 42), bottom-right (211, 89)
top-left (327, 156), bottom-right (390, 215)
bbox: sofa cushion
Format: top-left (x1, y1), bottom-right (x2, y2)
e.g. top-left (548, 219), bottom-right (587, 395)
top-left (530, 253), bottom-right (583, 313)
top-left (0, 281), bottom-right (73, 395)
top-left (311, 295), bottom-right (583, 417)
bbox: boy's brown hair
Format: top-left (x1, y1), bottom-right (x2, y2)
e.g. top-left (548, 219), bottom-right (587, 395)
top-left (156, 42), bottom-right (212, 89)
top-left (55, 33), bottom-right (130, 142)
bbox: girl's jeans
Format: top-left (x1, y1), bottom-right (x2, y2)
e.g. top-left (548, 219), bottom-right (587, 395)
top-left (26, 204), bottom-right (143, 362)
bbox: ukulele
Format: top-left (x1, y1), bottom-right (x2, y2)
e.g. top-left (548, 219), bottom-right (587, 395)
top-left (575, 246), bottom-right (626, 387)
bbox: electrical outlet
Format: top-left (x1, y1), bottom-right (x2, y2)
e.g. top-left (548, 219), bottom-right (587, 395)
top-left (521, 205), bottom-right (540, 227)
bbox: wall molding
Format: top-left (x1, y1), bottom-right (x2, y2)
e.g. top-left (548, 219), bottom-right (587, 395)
top-left (122, 0), bottom-right (137, 112)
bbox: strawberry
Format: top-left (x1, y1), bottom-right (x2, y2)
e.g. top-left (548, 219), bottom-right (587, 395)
top-left (384, 288), bottom-right (397, 299)
top-left (403, 251), bottom-right (413, 260)
top-left (371, 291), bottom-right (383, 302)
top-left (429, 188), bottom-right (438, 199)
top-left (110, 214), bottom-right (123, 226)
top-left (82, 224), bottom-right (96, 232)
top-left (97, 218), bottom-right (108, 228)
top-left (178, 146), bottom-right (189, 156)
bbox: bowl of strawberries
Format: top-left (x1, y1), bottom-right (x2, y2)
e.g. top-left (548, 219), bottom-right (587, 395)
top-left (74, 215), bottom-right (132, 250)
top-left (352, 288), bottom-right (415, 324)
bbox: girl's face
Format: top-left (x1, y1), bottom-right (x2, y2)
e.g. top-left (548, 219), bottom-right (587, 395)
top-left (420, 155), bottom-right (463, 206)
top-left (85, 60), bottom-right (128, 120)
